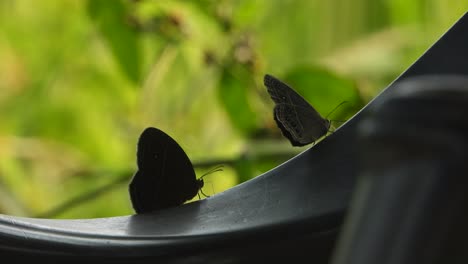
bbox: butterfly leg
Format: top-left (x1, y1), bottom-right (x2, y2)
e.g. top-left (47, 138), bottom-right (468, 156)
top-left (199, 188), bottom-right (211, 198)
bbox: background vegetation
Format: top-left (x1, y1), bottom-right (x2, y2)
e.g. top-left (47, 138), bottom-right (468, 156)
top-left (0, 0), bottom-right (466, 219)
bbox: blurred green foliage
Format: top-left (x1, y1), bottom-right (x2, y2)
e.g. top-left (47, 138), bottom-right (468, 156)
top-left (0, 0), bottom-right (466, 218)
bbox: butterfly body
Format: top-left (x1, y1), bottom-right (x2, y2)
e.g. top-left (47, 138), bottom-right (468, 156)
top-left (264, 74), bottom-right (331, 146)
top-left (129, 127), bottom-right (203, 214)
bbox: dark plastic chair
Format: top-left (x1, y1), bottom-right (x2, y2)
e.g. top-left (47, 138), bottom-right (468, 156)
top-left (332, 75), bottom-right (468, 264)
top-left (1, 12), bottom-right (468, 264)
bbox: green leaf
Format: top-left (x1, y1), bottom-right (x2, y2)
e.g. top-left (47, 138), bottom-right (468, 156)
top-left (283, 66), bottom-right (364, 121)
top-left (233, 155), bottom-right (254, 184)
top-left (87, 0), bottom-right (141, 84)
top-left (218, 67), bottom-right (258, 135)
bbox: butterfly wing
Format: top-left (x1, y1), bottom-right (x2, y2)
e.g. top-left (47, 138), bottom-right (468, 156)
top-left (273, 104), bottom-right (330, 146)
top-left (264, 74), bottom-right (330, 146)
top-left (129, 127), bottom-right (200, 213)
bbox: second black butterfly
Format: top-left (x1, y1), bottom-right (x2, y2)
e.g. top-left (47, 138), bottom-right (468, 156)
top-left (263, 74), bottom-right (331, 147)
top-left (129, 127), bottom-right (203, 214)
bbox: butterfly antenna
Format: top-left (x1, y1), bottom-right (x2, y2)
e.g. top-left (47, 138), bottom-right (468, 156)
top-left (325, 101), bottom-right (348, 120)
top-left (329, 120), bottom-right (347, 123)
top-left (199, 164), bottom-right (224, 180)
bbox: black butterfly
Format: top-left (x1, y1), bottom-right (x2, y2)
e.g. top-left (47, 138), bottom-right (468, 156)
top-left (129, 127), bottom-right (204, 214)
top-left (264, 74), bottom-right (333, 147)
